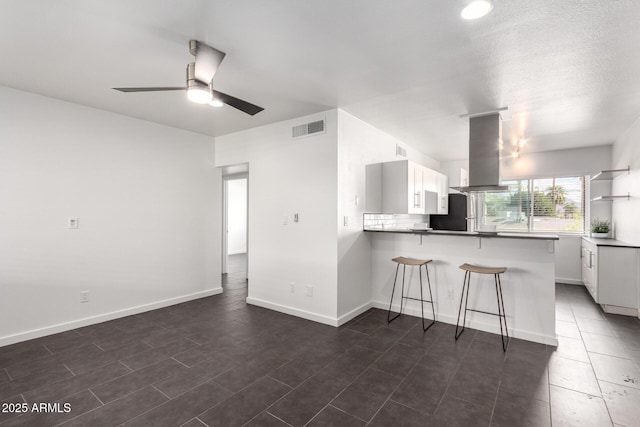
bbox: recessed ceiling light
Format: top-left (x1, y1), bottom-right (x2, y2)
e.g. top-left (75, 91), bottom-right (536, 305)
top-left (461, 0), bottom-right (494, 20)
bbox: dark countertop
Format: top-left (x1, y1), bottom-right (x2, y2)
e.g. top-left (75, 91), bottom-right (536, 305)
top-left (582, 236), bottom-right (640, 249)
top-left (364, 228), bottom-right (559, 241)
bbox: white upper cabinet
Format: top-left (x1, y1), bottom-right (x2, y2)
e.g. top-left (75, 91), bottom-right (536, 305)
top-left (437, 173), bottom-right (449, 214)
top-left (366, 160), bottom-right (449, 215)
top-left (380, 160), bottom-right (424, 214)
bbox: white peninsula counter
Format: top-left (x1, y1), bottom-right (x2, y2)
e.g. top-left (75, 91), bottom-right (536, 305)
top-left (367, 229), bottom-right (559, 346)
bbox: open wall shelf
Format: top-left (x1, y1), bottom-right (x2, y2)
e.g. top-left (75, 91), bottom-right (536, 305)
top-left (591, 193), bottom-right (631, 202)
top-left (591, 166), bottom-right (630, 181)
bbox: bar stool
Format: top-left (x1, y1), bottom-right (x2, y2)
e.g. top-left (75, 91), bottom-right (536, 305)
top-left (455, 263), bottom-right (509, 351)
top-left (387, 257), bottom-right (436, 331)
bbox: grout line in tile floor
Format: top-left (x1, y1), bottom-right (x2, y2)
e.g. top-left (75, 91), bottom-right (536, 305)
top-left (170, 356), bottom-right (190, 369)
top-left (88, 388), bottom-right (105, 406)
top-left (264, 411), bottom-right (294, 427)
top-left (150, 384), bottom-right (172, 400)
top-left (63, 363), bottom-right (76, 376)
top-left (488, 377), bottom-right (500, 426)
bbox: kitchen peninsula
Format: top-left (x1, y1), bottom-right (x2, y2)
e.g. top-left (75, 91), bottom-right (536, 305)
top-left (366, 228), bottom-right (559, 345)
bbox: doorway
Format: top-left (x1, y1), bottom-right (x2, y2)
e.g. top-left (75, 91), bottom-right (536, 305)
top-left (221, 164), bottom-right (249, 290)
top-left (224, 177), bottom-right (247, 274)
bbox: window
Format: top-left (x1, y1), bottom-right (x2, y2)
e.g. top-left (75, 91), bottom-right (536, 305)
top-left (482, 176), bottom-right (585, 233)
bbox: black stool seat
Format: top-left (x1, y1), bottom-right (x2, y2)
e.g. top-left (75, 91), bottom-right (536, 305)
top-left (455, 263), bottom-right (509, 351)
top-left (388, 257), bottom-right (436, 332)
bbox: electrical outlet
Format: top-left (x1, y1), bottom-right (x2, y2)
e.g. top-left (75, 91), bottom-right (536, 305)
top-left (289, 282), bottom-right (295, 293)
top-left (306, 285), bottom-right (313, 297)
top-left (343, 216), bottom-right (349, 226)
top-left (80, 290), bottom-right (89, 303)
top-left (294, 213), bottom-right (299, 223)
top-left (447, 289), bottom-right (454, 300)
top-left (68, 217), bottom-right (79, 229)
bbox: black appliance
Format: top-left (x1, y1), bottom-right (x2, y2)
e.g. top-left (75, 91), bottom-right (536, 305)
top-left (430, 194), bottom-right (468, 231)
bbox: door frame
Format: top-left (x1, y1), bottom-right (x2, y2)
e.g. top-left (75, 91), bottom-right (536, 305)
top-left (222, 173), bottom-right (248, 276)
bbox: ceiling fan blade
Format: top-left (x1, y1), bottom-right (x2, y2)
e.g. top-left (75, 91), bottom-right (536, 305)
top-left (190, 40), bottom-right (226, 84)
top-left (113, 87), bottom-right (186, 92)
top-left (212, 90), bottom-right (264, 116)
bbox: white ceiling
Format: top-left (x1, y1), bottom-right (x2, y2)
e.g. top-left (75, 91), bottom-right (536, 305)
top-left (2, 0), bottom-right (640, 161)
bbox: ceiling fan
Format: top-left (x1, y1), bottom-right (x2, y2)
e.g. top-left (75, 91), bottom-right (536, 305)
top-left (113, 40), bottom-right (264, 116)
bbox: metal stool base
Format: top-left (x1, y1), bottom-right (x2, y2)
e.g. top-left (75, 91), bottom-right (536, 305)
top-left (387, 262), bottom-right (436, 332)
top-left (455, 270), bottom-right (509, 351)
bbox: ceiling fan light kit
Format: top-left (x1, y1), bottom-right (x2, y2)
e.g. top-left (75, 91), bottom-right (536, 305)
top-left (186, 62), bottom-right (213, 104)
top-left (461, 0), bottom-right (494, 20)
top-left (113, 40), bottom-right (264, 115)
top-left (186, 86), bottom-right (212, 104)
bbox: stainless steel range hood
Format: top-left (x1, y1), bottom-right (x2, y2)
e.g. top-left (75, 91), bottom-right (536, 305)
top-left (451, 113), bottom-right (509, 193)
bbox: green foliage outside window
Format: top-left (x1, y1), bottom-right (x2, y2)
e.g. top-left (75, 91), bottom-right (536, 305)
top-left (483, 177), bottom-right (585, 233)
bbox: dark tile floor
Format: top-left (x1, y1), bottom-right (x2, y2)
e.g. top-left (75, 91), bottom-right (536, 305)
top-left (2, 281), bottom-right (640, 426)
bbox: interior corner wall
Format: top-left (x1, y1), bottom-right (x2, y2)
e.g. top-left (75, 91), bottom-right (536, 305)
top-left (336, 109), bottom-right (440, 320)
top-left (612, 116), bottom-right (640, 245)
top-left (215, 110), bottom-right (339, 323)
top-left (0, 86), bottom-right (221, 346)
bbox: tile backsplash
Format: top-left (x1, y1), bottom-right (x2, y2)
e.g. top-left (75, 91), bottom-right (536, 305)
top-left (363, 213), bottom-right (428, 230)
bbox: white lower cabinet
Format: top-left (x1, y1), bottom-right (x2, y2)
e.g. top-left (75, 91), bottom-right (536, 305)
top-left (581, 238), bottom-right (639, 315)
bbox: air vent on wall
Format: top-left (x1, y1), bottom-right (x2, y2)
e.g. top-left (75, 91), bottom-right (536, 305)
top-left (396, 144), bottom-right (407, 157)
top-left (292, 119), bottom-right (325, 139)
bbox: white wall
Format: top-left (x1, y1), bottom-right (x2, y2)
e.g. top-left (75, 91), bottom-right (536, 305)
top-left (227, 178), bottom-right (247, 254)
top-left (612, 116), bottom-right (640, 245)
top-left (500, 145), bottom-right (612, 180)
top-left (440, 145), bottom-right (612, 284)
top-left (0, 86), bottom-right (221, 345)
top-left (336, 110), bottom-right (440, 320)
top-left (215, 110), bottom-right (339, 323)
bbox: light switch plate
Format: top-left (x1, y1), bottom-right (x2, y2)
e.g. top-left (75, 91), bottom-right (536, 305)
top-left (68, 217), bottom-right (79, 229)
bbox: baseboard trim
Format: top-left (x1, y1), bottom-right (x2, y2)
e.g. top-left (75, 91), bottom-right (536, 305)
top-left (0, 287), bottom-right (223, 347)
top-left (602, 304), bottom-right (638, 317)
top-left (372, 300), bottom-right (558, 346)
top-left (337, 302), bottom-right (373, 326)
top-left (246, 297), bottom-right (339, 327)
top-left (556, 278), bottom-right (583, 285)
